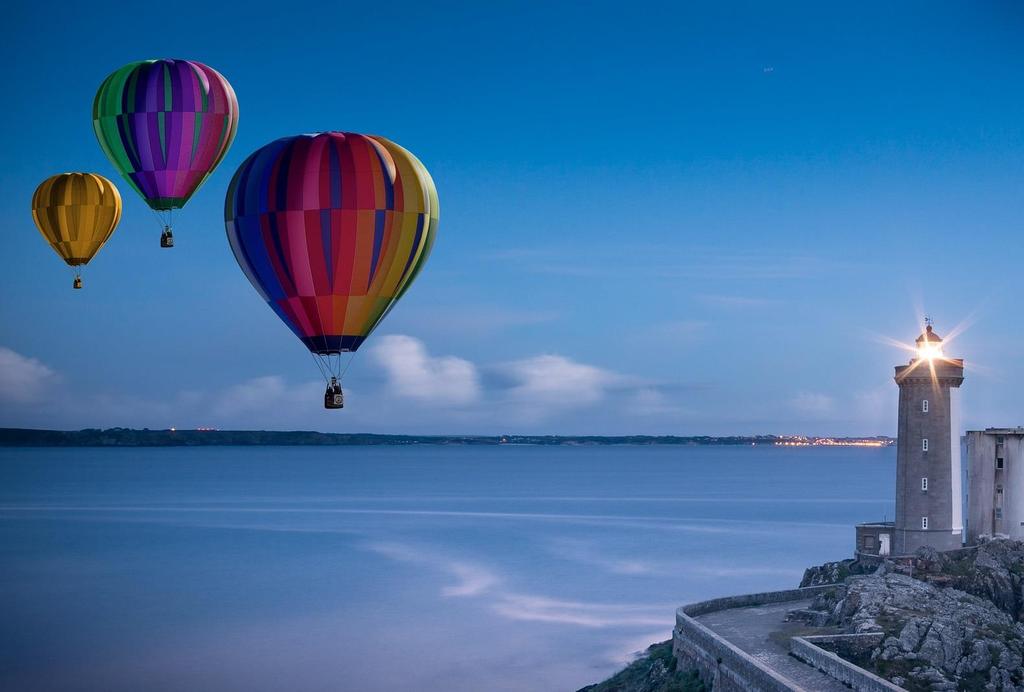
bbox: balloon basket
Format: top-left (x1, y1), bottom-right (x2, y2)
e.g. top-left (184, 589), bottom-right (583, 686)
top-left (324, 379), bottom-right (344, 409)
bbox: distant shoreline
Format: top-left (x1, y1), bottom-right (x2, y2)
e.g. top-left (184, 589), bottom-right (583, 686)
top-left (0, 428), bottom-right (895, 448)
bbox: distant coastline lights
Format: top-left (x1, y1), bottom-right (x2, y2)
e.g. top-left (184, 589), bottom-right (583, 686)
top-left (773, 437), bottom-right (892, 447)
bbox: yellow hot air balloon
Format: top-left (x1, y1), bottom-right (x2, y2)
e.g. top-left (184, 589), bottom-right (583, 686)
top-left (31, 173), bottom-right (122, 289)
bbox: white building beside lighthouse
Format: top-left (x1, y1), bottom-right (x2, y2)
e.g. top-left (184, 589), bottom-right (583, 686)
top-left (966, 428), bottom-right (1024, 543)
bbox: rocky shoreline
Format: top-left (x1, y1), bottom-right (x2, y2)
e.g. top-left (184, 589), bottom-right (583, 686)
top-left (586, 538), bottom-right (1024, 692)
top-left (797, 540), bottom-right (1024, 691)
top-left (576, 641), bottom-right (706, 692)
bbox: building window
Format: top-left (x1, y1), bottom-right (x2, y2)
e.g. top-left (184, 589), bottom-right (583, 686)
top-left (922, 399), bottom-right (929, 413)
top-left (997, 486), bottom-right (1004, 508)
top-left (922, 438), bottom-right (929, 452)
top-left (921, 477), bottom-right (928, 491)
top-left (922, 516), bottom-right (929, 529)
top-left (998, 436), bottom-right (1005, 444)
top-left (864, 535), bottom-right (875, 549)
top-left (997, 458), bottom-right (1005, 470)
top-left (996, 508), bottom-right (1003, 519)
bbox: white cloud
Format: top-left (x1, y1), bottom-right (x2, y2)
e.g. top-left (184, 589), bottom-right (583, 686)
top-left (504, 354), bottom-right (620, 407)
top-left (211, 376), bottom-right (321, 418)
top-left (0, 338), bottom-right (700, 433)
top-left (371, 335), bottom-right (480, 406)
top-left (627, 388), bottom-right (692, 418)
top-left (0, 359), bottom-right (326, 430)
top-left (77, 377), bottom-right (325, 430)
top-left (785, 386), bottom-right (898, 431)
top-left (0, 347), bottom-right (57, 405)
top-left (791, 391), bottom-right (836, 417)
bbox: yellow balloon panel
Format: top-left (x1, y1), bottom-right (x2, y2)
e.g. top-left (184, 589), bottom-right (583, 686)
top-left (31, 173), bottom-right (122, 266)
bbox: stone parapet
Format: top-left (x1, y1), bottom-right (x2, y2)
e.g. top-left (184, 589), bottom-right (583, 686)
top-left (790, 634), bottom-right (903, 691)
top-left (673, 585), bottom-right (841, 691)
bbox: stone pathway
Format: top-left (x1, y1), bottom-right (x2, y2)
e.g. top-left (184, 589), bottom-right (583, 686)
top-left (694, 599), bottom-right (851, 692)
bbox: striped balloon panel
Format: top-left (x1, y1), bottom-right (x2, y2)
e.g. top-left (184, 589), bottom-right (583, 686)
top-left (31, 173), bottom-right (122, 266)
top-left (93, 59), bottom-right (238, 211)
top-left (224, 132), bottom-right (438, 354)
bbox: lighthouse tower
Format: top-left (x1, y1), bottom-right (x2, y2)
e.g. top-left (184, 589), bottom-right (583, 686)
top-left (893, 323), bottom-right (964, 554)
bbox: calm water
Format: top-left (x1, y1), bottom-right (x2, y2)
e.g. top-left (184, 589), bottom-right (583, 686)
top-left (0, 445), bottom-right (894, 691)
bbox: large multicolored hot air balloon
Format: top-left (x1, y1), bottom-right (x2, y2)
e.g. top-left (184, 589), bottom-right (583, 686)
top-left (31, 173), bottom-right (122, 289)
top-left (224, 132), bottom-right (439, 409)
top-left (93, 58), bottom-right (239, 248)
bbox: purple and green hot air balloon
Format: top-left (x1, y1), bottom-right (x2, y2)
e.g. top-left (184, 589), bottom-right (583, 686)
top-left (93, 59), bottom-right (239, 247)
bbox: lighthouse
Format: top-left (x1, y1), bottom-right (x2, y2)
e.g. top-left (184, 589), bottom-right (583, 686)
top-left (892, 323), bottom-right (964, 554)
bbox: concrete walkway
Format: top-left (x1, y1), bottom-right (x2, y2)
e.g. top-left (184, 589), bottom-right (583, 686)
top-left (694, 599), bottom-right (850, 692)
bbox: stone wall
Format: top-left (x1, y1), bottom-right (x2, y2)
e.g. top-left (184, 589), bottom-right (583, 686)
top-left (855, 523), bottom-right (894, 558)
top-left (801, 632), bottom-right (883, 659)
top-left (790, 634), bottom-right (902, 692)
top-left (680, 585), bottom-right (839, 618)
top-left (673, 585), bottom-right (840, 691)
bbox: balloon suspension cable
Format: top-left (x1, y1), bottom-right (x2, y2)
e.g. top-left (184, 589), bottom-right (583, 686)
top-left (340, 351), bottom-right (358, 380)
top-left (309, 351), bottom-right (354, 386)
top-left (332, 352), bottom-right (352, 381)
top-left (306, 295), bottom-right (347, 383)
top-left (309, 352), bottom-right (349, 384)
top-left (309, 351), bottom-right (332, 385)
top-left (151, 209), bottom-right (168, 233)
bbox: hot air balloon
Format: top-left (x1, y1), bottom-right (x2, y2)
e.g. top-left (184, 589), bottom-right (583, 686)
top-left (31, 173), bottom-right (122, 289)
top-left (93, 59), bottom-right (239, 248)
top-left (224, 132), bottom-right (438, 409)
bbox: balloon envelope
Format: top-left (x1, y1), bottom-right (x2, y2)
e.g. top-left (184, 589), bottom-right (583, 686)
top-left (93, 59), bottom-right (238, 211)
top-left (224, 132), bottom-right (438, 354)
top-left (31, 173), bottom-right (122, 266)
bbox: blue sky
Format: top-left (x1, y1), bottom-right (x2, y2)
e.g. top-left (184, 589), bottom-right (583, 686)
top-left (2, 1), bottom-right (1024, 435)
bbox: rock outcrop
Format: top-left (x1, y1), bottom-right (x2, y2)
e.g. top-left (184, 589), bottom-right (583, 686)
top-left (910, 540), bottom-right (1024, 620)
top-left (593, 540), bottom-right (1024, 692)
top-left (800, 557), bottom-right (870, 587)
top-left (817, 571), bottom-right (1024, 690)
top-left (800, 540), bottom-right (1024, 691)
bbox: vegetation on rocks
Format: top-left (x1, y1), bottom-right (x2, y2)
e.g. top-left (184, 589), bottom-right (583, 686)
top-left (589, 540), bottom-right (1024, 691)
top-left (577, 641), bottom-right (706, 692)
top-left (802, 539), bottom-right (1024, 691)
top-left (800, 557), bottom-right (870, 586)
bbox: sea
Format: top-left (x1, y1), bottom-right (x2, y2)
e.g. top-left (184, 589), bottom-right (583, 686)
top-left (0, 444), bottom-right (895, 692)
